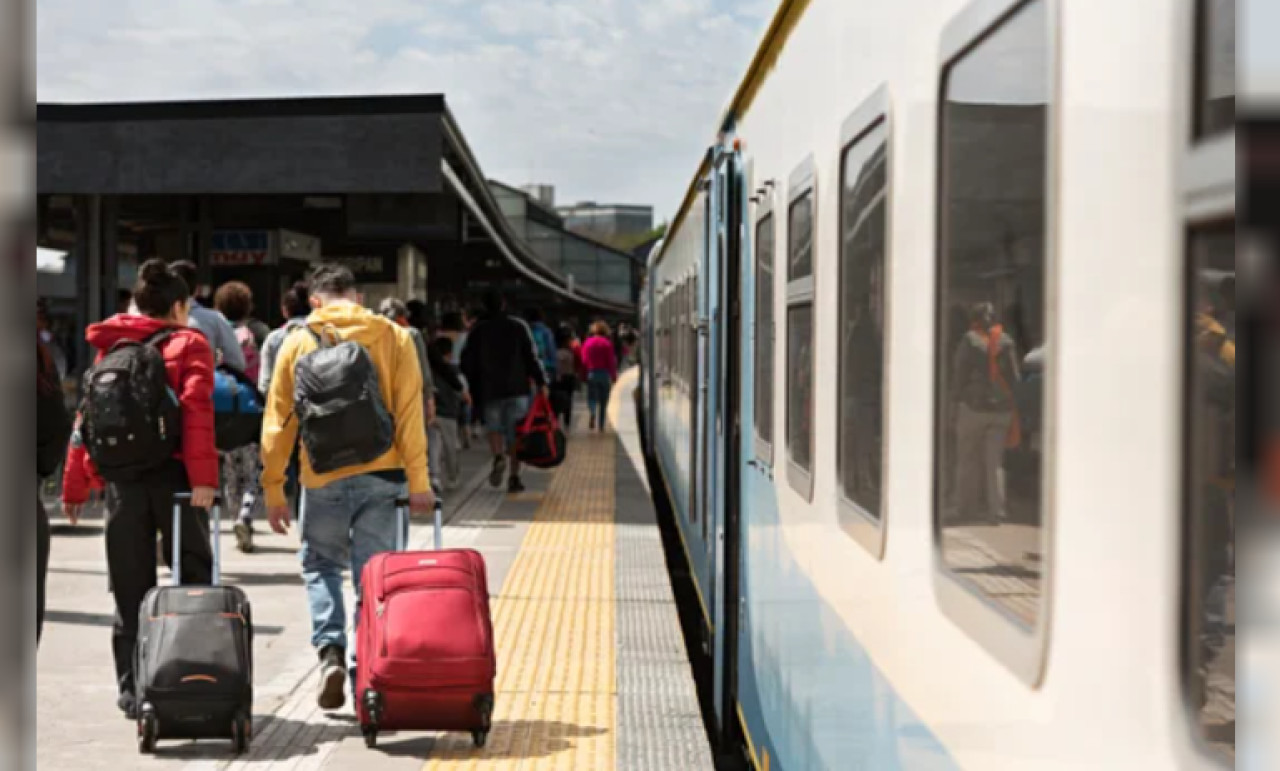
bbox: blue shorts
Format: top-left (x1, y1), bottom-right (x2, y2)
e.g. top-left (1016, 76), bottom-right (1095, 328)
top-left (483, 395), bottom-right (531, 448)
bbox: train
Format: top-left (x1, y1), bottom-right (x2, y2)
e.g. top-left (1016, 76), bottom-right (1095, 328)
top-left (635, 0), bottom-right (1236, 768)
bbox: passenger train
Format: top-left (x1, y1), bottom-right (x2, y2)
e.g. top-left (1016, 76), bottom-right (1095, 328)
top-left (635, 0), bottom-right (1236, 768)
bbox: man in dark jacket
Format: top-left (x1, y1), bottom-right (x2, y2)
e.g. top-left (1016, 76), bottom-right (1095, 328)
top-left (461, 290), bottom-right (548, 492)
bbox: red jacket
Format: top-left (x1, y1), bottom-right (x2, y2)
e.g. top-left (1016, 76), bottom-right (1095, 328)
top-left (62, 314), bottom-right (219, 504)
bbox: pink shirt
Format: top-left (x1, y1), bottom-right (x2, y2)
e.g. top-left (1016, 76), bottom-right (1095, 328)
top-left (581, 335), bottom-right (618, 380)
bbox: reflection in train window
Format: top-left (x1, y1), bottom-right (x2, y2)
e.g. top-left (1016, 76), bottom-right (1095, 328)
top-left (838, 120), bottom-right (889, 523)
top-left (789, 193), bottom-right (814, 281)
top-left (755, 214), bottom-right (775, 455)
top-left (1195, 0), bottom-right (1235, 139)
top-left (1184, 225), bottom-right (1235, 761)
top-left (787, 187), bottom-right (816, 494)
top-left (935, 0), bottom-right (1048, 627)
top-left (787, 304), bottom-right (814, 475)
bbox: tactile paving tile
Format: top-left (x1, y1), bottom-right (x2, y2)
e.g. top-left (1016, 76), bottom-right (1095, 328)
top-left (424, 431), bottom-right (617, 771)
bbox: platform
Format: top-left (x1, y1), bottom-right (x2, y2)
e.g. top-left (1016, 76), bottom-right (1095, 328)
top-left (37, 369), bottom-right (713, 771)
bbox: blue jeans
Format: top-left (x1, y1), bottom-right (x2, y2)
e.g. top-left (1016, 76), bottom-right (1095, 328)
top-left (483, 395), bottom-right (531, 450)
top-left (587, 371), bottom-right (612, 427)
top-left (299, 474), bottom-right (401, 656)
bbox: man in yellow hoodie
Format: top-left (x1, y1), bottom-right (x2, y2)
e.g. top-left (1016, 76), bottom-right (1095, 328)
top-left (259, 263), bottom-right (433, 711)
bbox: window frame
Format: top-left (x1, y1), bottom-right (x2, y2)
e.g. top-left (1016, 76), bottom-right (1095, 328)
top-left (754, 193), bottom-right (777, 467)
top-left (930, 0), bottom-right (1059, 688)
top-left (785, 155), bottom-right (817, 502)
top-left (1178, 0), bottom-right (1236, 762)
top-left (836, 84), bottom-right (893, 559)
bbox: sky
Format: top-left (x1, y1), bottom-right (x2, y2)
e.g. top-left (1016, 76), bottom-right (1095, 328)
top-left (36, 0), bottom-right (773, 221)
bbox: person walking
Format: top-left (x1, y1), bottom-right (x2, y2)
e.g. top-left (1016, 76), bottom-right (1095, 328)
top-left (948, 302), bottom-right (1021, 525)
top-left (61, 259), bottom-right (219, 718)
top-left (582, 320), bottom-right (619, 432)
top-left (428, 336), bottom-right (465, 491)
top-left (36, 340), bottom-right (70, 647)
top-left (214, 281), bottom-right (265, 552)
top-left (460, 290), bottom-right (548, 493)
top-left (379, 298), bottom-right (437, 440)
top-left (252, 281), bottom-right (312, 548)
top-left (170, 260), bottom-right (246, 372)
top-left (550, 325), bottom-right (581, 428)
top-left (525, 308), bottom-right (558, 386)
top-left (260, 265), bottom-right (433, 711)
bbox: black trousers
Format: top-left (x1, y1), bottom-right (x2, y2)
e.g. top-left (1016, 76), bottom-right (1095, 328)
top-left (551, 376), bottom-right (577, 427)
top-left (36, 491), bottom-right (49, 647)
top-left (105, 480), bottom-right (213, 691)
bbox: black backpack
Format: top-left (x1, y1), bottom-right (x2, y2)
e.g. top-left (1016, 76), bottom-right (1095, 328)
top-left (79, 330), bottom-right (182, 482)
top-left (293, 326), bottom-right (395, 474)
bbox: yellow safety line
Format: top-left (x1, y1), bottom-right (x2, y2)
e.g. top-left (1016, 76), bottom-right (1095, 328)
top-left (423, 427), bottom-right (617, 770)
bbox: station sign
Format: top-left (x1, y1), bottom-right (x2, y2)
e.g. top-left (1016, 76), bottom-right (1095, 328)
top-left (210, 230), bottom-right (272, 265)
top-left (211, 229), bottom-right (322, 266)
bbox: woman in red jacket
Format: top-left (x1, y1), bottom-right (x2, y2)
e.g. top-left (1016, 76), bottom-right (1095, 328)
top-left (62, 259), bottom-right (220, 720)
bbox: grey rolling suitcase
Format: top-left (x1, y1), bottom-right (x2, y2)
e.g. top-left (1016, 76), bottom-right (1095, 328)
top-left (134, 493), bottom-right (254, 754)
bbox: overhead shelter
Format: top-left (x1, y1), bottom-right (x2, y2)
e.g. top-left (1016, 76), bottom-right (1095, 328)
top-left (37, 94), bottom-right (633, 373)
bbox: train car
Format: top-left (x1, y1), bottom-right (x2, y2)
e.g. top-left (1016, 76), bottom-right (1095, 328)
top-left (638, 0), bottom-right (1236, 768)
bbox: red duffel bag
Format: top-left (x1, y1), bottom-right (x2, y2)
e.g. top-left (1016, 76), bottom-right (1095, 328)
top-left (515, 393), bottom-right (567, 469)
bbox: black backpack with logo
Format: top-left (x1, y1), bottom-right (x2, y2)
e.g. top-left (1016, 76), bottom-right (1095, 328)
top-left (79, 330), bottom-right (182, 482)
top-left (293, 326), bottom-right (395, 474)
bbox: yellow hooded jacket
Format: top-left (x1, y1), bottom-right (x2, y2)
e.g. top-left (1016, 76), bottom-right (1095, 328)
top-left (259, 302), bottom-right (429, 508)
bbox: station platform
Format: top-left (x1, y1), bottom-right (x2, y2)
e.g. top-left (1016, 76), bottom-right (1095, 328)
top-left (37, 369), bottom-right (713, 771)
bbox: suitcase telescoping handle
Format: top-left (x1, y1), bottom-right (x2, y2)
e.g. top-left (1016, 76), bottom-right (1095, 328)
top-left (172, 492), bottom-right (223, 587)
top-left (394, 496), bottom-right (443, 552)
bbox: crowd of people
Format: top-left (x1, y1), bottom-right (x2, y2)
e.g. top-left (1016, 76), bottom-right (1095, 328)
top-left (34, 259), bottom-right (632, 718)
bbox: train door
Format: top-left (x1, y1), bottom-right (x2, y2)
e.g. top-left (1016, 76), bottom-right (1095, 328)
top-left (696, 177), bottom-right (717, 637)
top-left (710, 145), bottom-right (744, 735)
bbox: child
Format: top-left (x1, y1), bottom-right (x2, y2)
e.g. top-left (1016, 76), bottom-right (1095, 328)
top-left (429, 336), bottom-right (466, 491)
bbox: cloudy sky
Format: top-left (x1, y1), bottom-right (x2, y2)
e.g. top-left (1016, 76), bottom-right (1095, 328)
top-left (36, 0), bottom-right (771, 220)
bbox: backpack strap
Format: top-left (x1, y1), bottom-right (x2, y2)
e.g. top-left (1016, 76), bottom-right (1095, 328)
top-left (304, 324), bottom-right (341, 348)
top-left (143, 327), bottom-right (180, 350)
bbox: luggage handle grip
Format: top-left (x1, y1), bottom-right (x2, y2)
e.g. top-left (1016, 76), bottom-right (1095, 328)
top-left (394, 495), bottom-right (443, 552)
top-left (172, 493), bottom-right (224, 587)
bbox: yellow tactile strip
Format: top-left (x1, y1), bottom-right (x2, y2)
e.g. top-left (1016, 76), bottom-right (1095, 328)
top-left (424, 430), bottom-right (617, 771)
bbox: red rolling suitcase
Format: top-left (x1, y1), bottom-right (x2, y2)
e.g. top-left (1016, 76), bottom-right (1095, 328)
top-left (355, 498), bottom-right (496, 749)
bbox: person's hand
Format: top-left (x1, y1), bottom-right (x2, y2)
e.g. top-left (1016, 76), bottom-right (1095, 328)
top-left (539, 385), bottom-right (550, 398)
top-left (191, 486), bottom-right (217, 510)
top-left (426, 397), bottom-right (437, 426)
top-left (409, 490), bottom-right (435, 516)
top-left (62, 501), bottom-right (82, 526)
top-left (267, 504), bottom-right (292, 535)
top-left (463, 392), bottom-right (473, 406)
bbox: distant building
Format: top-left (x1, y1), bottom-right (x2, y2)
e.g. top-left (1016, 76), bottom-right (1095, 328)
top-left (520, 184), bottom-right (556, 209)
top-left (557, 201), bottom-right (654, 246)
top-left (492, 181), bottom-right (643, 306)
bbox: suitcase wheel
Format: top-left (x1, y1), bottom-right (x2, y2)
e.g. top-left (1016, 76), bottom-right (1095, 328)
top-left (231, 712), bottom-right (251, 755)
top-left (472, 693), bottom-right (494, 749)
top-left (361, 690), bottom-right (383, 749)
top-left (137, 706), bottom-right (158, 754)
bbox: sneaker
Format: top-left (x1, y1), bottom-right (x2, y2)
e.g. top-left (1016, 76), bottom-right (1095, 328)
top-left (508, 475), bottom-right (526, 494)
top-left (317, 645), bottom-right (346, 710)
top-left (117, 689), bottom-right (138, 721)
top-left (233, 520), bottom-right (255, 554)
top-left (488, 455), bottom-right (507, 488)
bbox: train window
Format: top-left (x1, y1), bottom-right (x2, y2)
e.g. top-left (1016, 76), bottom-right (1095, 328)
top-left (786, 156), bottom-right (816, 500)
top-left (1194, 0), bottom-right (1234, 140)
top-left (755, 213), bottom-right (775, 461)
top-left (837, 88), bottom-right (891, 554)
top-left (935, 0), bottom-right (1050, 642)
top-left (1182, 1), bottom-right (1236, 757)
top-left (1183, 224), bottom-right (1235, 761)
